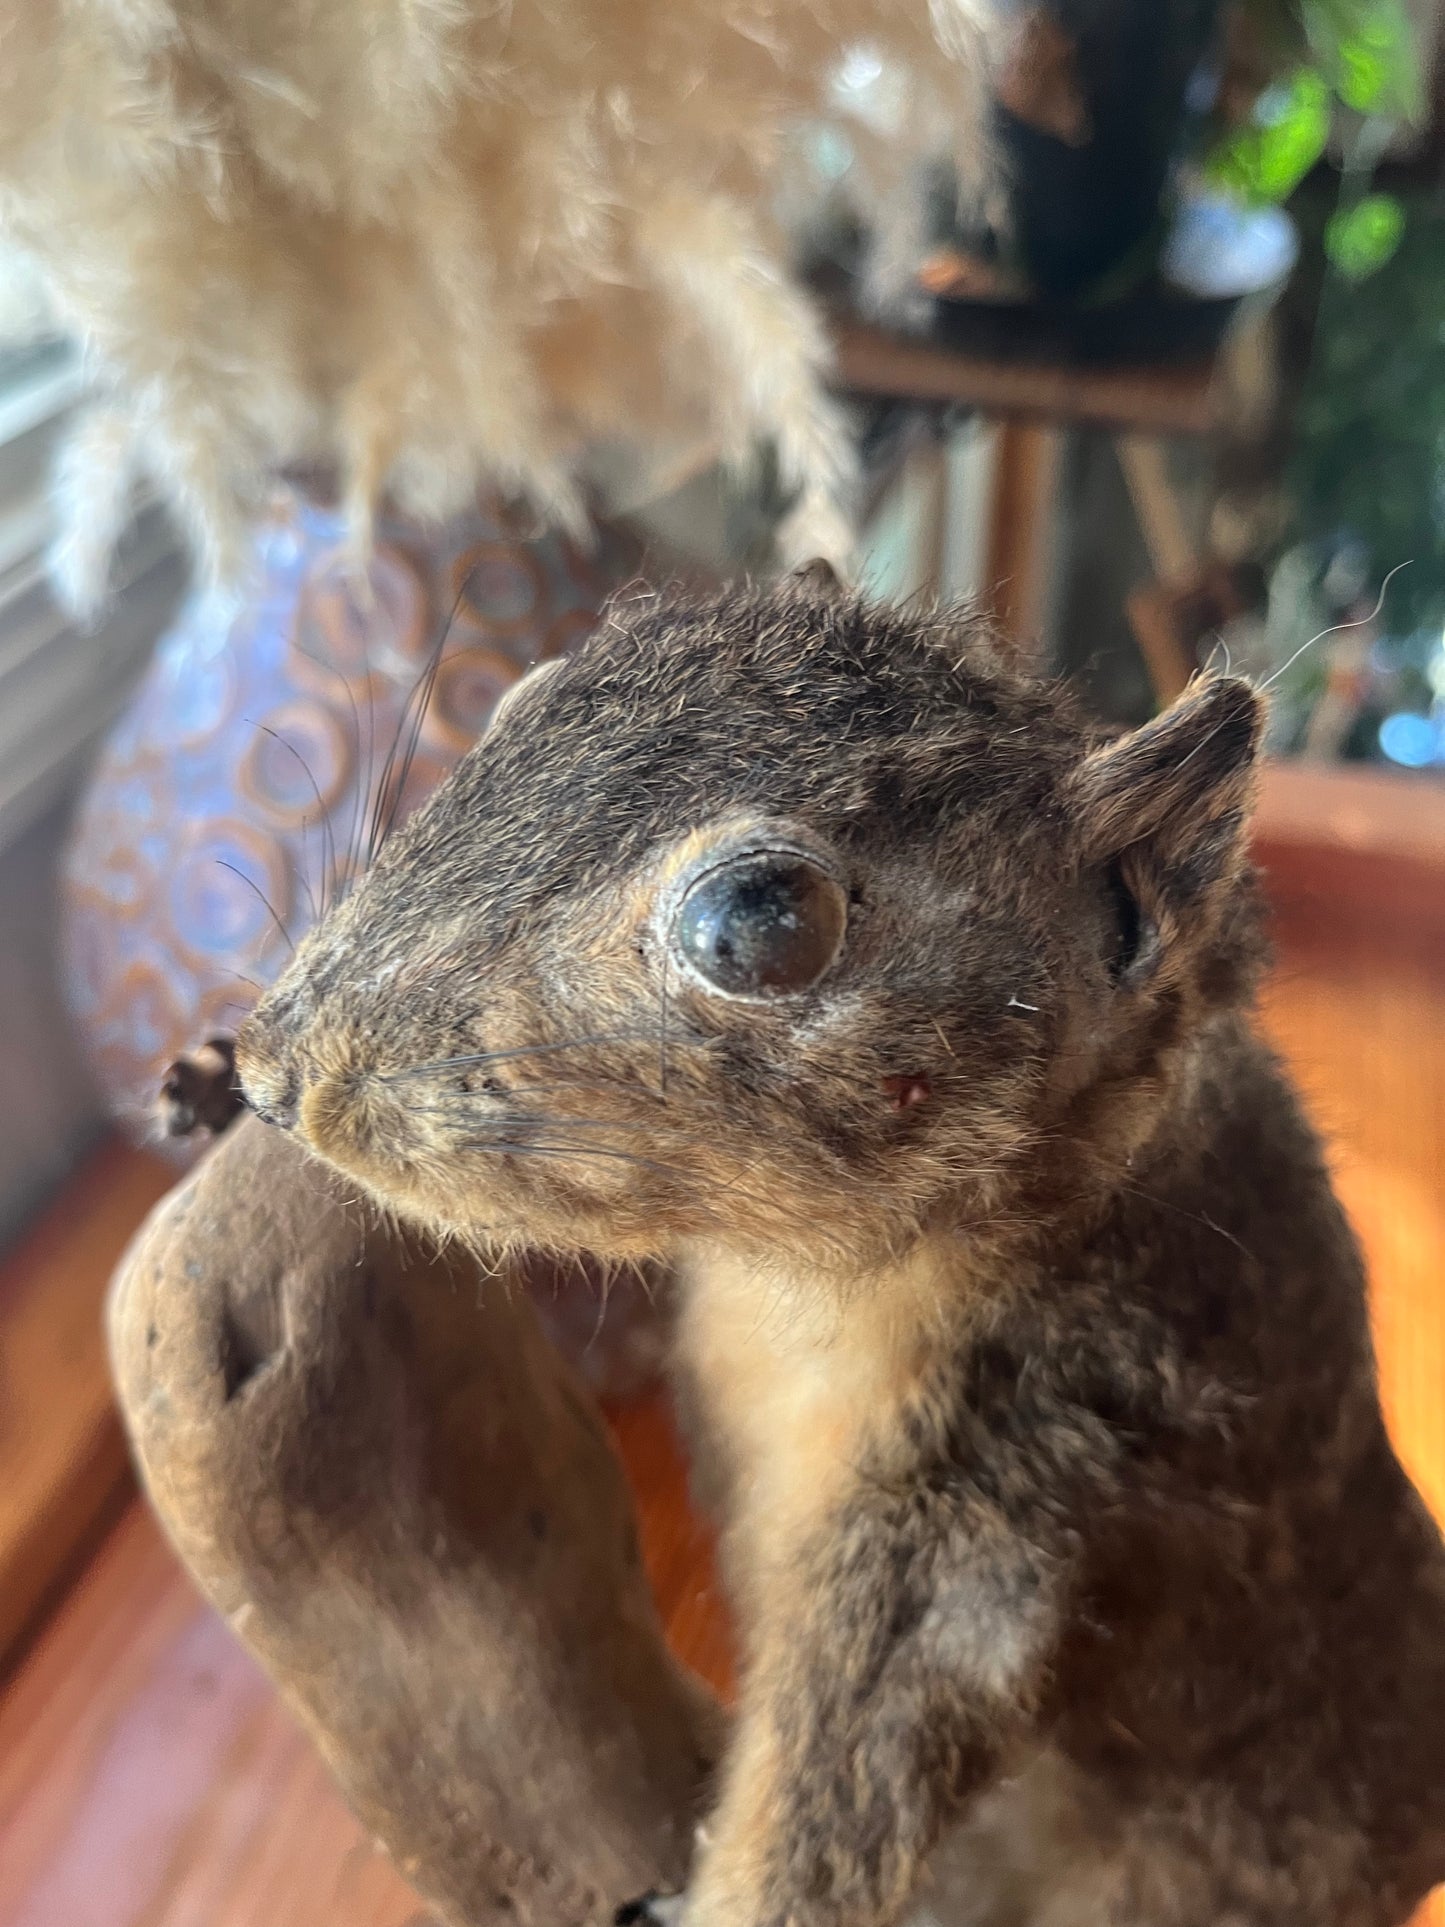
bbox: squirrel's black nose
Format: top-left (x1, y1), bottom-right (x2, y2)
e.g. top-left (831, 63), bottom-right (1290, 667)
top-left (233, 1025), bottom-right (302, 1131)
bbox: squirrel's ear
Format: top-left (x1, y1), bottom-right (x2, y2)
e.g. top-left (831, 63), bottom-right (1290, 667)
top-left (1071, 678), bottom-right (1262, 859)
top-left (786, 557), bottom-right (844, 598)
top-left (1069, 678), bottom-right (1263, 984)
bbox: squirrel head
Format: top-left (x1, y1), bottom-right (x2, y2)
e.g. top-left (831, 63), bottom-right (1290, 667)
top-left (236, 571), bottom-right (1264, 1268)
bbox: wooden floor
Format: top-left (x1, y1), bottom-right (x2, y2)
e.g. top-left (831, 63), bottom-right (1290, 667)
top-left (0, 902), bottom-right (1441, 1927)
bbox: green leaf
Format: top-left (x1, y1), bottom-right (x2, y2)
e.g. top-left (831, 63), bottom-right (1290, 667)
top-left (1325, 192), bottom-right (1407, 278)
top-left (1316, 0), bottom-right (1421, 117)
top-left (1207, 70), bottom-right (1331, 206)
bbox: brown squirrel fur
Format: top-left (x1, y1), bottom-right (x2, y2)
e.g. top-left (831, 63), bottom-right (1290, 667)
top-left (236, 573), bottom-right (1445, 1927)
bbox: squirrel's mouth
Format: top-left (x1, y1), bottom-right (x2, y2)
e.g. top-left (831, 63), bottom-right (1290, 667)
top-left (236, 1042), bottom-right (668, 1246)
top-left (233, 1000), bottom-right (732, 1255)
top-left (234, 1021), bottom-right (416, 1181)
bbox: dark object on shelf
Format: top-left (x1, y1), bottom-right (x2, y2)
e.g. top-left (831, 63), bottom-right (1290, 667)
top-left (987, 0), bottom-right (1222, 299)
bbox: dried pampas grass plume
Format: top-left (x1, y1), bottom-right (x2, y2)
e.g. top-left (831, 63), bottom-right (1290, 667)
top-left (0, 0), bottom-right (995, 609)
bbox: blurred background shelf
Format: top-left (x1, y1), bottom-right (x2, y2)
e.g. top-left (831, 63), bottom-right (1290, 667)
top-left (1256, 758), bottom-right (1445, 928)
top-left (831, 316), bottom-right (1219, 435)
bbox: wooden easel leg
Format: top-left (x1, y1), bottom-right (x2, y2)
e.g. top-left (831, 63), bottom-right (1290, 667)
top-left (982, 419), bottom-right (1062, 658)
top-left (1117, 432), bottom-right (1208, 708)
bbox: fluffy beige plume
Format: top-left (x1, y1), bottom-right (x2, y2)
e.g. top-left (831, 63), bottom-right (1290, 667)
top-left (0, 0), bottom-right (993, 605)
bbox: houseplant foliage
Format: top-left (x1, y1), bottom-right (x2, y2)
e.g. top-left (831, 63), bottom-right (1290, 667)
top-left (1287, 194), bottom-right (1445, 635)
top-left (0, 0), bottom-right (992, 604)
top-left (930, 0), bottom-right (1423, 312)
top-left (1208, 181), bottom-right (1444, 763)
top-left (1209, 0), bottom-right (1422, 271)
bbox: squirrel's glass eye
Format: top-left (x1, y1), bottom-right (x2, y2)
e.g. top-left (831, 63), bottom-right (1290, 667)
top-left (672, 852), bottom-right (847, 998)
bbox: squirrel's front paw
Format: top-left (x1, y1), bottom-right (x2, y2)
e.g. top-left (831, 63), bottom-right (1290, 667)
top-left (615, 1891), bottom-right (686, 1927)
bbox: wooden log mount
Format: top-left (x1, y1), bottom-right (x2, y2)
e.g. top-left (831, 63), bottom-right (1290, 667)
top-left (107, 1115), bottom-right (720, 1927)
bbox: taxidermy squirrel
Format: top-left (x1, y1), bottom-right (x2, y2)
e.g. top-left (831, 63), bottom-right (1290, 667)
top-left (236, 567), bottom-right (1445, 1927)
